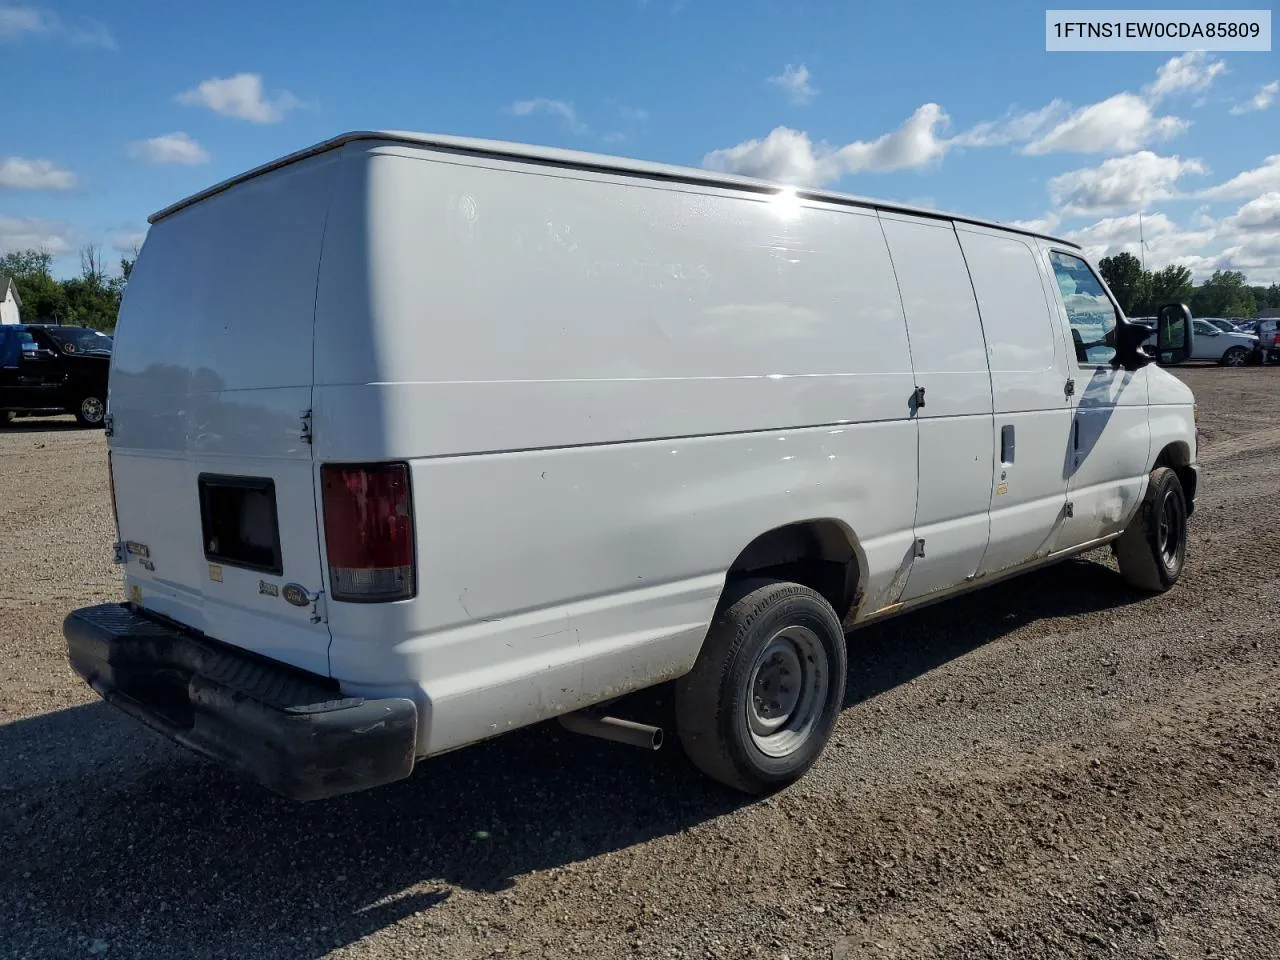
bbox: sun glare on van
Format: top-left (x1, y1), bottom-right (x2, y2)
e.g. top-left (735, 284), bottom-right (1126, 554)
top-left (769, 187), bottom-right (802, 219)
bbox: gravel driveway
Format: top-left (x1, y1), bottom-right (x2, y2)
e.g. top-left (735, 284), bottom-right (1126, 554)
top-left (2, 367), bottom-right (1277, 960)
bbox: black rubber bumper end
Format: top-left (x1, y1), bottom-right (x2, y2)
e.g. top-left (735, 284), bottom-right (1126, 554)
top-left (64, 603), bottom-right (418, 802)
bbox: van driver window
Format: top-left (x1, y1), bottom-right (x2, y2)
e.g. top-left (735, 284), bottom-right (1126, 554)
top-left (1049, 251), bottom-right (1118, 365)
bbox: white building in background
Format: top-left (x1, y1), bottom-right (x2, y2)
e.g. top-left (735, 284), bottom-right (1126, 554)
top-left (0, 276), bottom-right (21, 324)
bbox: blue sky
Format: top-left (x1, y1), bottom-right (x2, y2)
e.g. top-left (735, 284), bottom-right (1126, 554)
top-left (2, 1), bottom-right (1278, 282)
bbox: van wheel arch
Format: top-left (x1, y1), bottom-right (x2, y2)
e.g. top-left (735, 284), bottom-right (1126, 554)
top-left (1151, 442), bottom-right (1196, 516)
top-left (717, 519), bottom-right (863, 625)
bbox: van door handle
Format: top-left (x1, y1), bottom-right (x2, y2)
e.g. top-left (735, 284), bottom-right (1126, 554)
top-left (1000, 424), bottom-right (1015, 464)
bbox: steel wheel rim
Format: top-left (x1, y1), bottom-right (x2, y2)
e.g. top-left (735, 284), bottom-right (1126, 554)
top-left (746, 626), bottom-right (827, 758)
top-left (1156, 490), bottom-right (1184, 569)
top-left (80, 397), bottom-right (104, 423)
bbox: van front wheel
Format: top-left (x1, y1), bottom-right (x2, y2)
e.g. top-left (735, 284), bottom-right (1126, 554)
top-left (675, 580), bottom-right (846, 794)
top-left (1114, 467), bottom-right (1187, 592)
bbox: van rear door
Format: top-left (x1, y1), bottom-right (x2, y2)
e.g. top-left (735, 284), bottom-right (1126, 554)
top-left (107, 152), bottom-right (339, 676)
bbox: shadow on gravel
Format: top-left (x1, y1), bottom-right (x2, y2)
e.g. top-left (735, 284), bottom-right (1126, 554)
top-left (0, 416), bottom-right (87, 432)
top-left (0, 557), bottom-right (1147, 958)
top-left (843, 556), bottom-right (1149, 708)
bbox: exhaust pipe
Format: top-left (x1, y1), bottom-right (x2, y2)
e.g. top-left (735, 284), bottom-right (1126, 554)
top-left (558, 711), bottom-right (663, 751)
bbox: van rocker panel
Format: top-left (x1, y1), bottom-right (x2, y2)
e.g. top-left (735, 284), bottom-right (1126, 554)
top-left (63, 603), bottom-right (417, 801)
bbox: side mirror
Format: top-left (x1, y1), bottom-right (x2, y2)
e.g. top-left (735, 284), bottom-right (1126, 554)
top-left (1157, 303), bottom-right (1194, 365)
top-left (1112, 318), bottom-right (1154, 370)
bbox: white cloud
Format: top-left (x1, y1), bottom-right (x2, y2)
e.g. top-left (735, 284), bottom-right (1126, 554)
top-left (952, 101), bottom-right (1068, 147)
top-left (1022, 94), bottom-right (1187, 155)
top-left (1145, 52), bottom-right (1226, 100)
top-left (1230, 80), bottom-right (1279, 115)
top-left (0, 5), bottom-right (48, 39)
top-left (510, 97), bottom-right (589, 136)
top-left (768, 64), bottom-right (816, 104)
top-left (129, 132), bottom-right (209, 165)
top-left (112, 232), bottom-right (146, 255)
top-left (67, 16), bottom-right (114, 49)
top-left (1190, 205), bottom-right (1217, 229)
top-left (702, 103), bottom-right (952, 186)
top-left (703, 126), bottom-right (836, 184)
top-left (0, 215), bottom-right (72, 253)
top-left (1222, 192), bottom-right (1280, 233)
top-left (0, 156), bottom-right (76, 190)
top-left (1201, 155), bottom-right (1280, 199)
top-left (1048, 151), bottom-right (1207, 215)
top-left (1006, 212), bottom-right (1063, 234)
top-left (1213, 232), bottom-right (1280, 283)
top-left (1065, 211), bottom-right (1216, 271)
top-left (178, 73), bottom-right (300, 124)
top-left (0, 7), bottom-right (114, 48)
top-left (1062, 194), bottom-right (1280, 284)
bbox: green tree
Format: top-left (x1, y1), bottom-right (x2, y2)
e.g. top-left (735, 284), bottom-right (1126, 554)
top-left (1190, 270), bottom-right (1257, 318)
top-left (0, 249), bottom-right (72, 323)
top-left (1099, 252), bottom-right (1151, 316)
top-left (1147, 265), bottom-right (1194, 313)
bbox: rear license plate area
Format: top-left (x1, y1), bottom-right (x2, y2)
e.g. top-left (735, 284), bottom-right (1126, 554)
top-left (198, 474), bottom-right (284, 575)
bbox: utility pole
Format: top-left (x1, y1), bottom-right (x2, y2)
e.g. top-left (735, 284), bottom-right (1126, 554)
top-left (1139, 212), bottom-right (1146, 272)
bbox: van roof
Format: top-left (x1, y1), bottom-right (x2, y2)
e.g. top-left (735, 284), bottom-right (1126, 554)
top-left (148, 130), bottom-right (1080, 249)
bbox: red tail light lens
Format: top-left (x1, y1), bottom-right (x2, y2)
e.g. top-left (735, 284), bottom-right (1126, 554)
top-left (320, 462), bottom-right (416, 602)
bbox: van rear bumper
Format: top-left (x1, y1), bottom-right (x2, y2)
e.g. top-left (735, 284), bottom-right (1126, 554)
top-left (63, 603), bottom-right (418, 801)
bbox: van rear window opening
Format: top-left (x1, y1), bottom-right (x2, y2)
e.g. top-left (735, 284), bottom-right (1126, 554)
top-left (198, 475), bottom-right (284, 575)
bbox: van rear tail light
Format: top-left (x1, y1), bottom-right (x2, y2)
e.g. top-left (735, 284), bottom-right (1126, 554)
top-left (320, 463), bottom-right (416, 602)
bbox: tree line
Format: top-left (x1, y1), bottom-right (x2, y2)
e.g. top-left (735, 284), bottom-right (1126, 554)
top-left (2, 247), bottom-right (134, 331)
top-left (4, 244), bottom-right (1279, 332)
top-left (1098, 252), bottom-right (1280, 319)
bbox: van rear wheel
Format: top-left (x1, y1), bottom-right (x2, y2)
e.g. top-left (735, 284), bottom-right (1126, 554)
top-left (1114, 467), bottom-right (1187, 592)
top-left (675, 579), bottom-right (846, 794)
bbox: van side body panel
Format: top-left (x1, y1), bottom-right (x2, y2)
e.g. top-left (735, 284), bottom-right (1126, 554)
top-left (314, 145), bottom-right (920, 754)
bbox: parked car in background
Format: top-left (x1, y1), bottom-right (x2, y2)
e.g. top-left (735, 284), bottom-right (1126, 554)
top-left (0, 324), bottom-right (112, 426)
top-left (1204, 318), bottom-right (1243, 334)
top-left (1190, 318), bottom-right (1258, 366)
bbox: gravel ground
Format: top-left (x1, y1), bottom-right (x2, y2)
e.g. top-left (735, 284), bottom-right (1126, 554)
top-left (1, 366), bottom-right (1278, 960)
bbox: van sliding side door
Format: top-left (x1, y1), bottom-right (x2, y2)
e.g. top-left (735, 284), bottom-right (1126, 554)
top-left (879, 212), bottom-right (993, 601)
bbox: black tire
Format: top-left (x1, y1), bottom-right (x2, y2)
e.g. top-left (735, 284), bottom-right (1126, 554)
top-left (675, 579), bottom-right (847, 794)
top-left (1114, 467), bottom-right (1187, 592)
top-left (74, 395), bottom-right (106, 428)
top-left (0, 410), bottom-right (12, 428)
top-left (1221, 346), bottom-right (1249, 368)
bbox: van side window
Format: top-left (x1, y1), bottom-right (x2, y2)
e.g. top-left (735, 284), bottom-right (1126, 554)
top-left (956, 231), bottom-right (1057, 373)
top-left (1049, 251), bottom-right (1117, 366)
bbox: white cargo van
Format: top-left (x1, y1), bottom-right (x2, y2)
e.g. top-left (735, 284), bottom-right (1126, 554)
top-left (65, 132), bottom-right (1199, 800)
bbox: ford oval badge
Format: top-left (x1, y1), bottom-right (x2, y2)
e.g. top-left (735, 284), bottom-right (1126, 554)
top-left (282, 584), bottom-right (310, 607)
